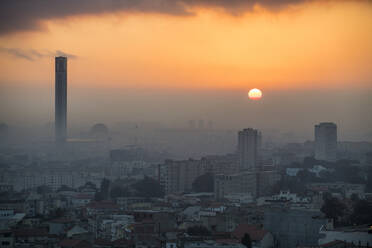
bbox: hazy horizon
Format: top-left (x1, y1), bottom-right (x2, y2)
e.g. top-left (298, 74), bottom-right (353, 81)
top-left (1, 81), bottom-right (371, 142)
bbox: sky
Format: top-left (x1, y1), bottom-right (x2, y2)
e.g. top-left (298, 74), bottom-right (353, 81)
top-left (0, 0), bottom-right (371, 141)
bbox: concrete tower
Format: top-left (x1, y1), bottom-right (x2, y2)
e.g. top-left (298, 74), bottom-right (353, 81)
top-left (55, 56), bottom-right (67, 143)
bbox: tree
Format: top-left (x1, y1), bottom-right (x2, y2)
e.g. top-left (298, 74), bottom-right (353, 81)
top-left (272, 176), bottom-right (306, 195)
top-left (94, 191), bottom-right (104, 201)
top-left (37, 185), bottom-right (52, 195)
top-left (85, 181), bottom-right (97, 189)
top-left (186, 225), bottom-right (211, 236)
top-left (132, 176), bottom-right (164, 197)
top-left (51, 208), bottom-right (65, 218)
top-left (192, 173), bottom-right (214, 192)
top-left (57, 185), bottom-right (75, 192)
top-left (241, 233), bottom-right (252, 248)
top-left (321, 197), bottom-right (346, 223)
top-left (303, 157), bottom-right (318, 168)
top-left (330, 160), bottom-right (364, 184)
top-left (94, 178), bottom-right (111, 201)
top-left (297, 169), bottom-right (316, 184)
top-left (350, 200), bottom-right (372, 225)
top-left (350, 193), bottom-right (359, 203)
top-left (110, 186), bottom-right (130, 198)
top-left (100, 178), bottom-right (111, 200)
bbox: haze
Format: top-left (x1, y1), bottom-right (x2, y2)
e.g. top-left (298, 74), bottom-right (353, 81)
top-left (1, 0), bottom-right (372, 142)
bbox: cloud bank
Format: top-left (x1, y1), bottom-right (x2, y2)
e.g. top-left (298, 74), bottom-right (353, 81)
top-left (1, 0), bottom-right (368, 35)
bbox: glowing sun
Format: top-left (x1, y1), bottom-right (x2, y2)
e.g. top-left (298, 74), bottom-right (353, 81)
top-left (248, 88), bottom-right (262, 100)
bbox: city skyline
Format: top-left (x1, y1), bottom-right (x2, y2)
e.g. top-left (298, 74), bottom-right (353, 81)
top-left (0, 1), bottom-right (372, 247)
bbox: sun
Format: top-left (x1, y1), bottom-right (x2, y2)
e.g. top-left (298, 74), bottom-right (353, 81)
top-left (248, 88), bottom-right (262, 100)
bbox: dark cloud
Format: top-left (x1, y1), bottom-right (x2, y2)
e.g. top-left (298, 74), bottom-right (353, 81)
top-left (0, 0), bottom-right (190, 35)
top-left (0, 47), bottom-right (78, 60)
top-left (0, 0), bottom-right (370, 35)
top-left (0, 0), bottom-right (328, 35)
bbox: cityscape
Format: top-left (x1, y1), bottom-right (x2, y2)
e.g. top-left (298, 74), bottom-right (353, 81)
top-left (1, 1), bottom-right (372, 248)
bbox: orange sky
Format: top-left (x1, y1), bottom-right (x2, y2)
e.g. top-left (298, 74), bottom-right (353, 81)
top-left (0, 1), bottom-right (372, 91)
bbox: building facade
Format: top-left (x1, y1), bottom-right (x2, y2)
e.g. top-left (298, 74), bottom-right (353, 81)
top-left (164, 159), bottom-right (205, 195)
top-left (238, 128), bottom-right (261, 170)
top-left (314, 122), bottom-right (337, 162)
top-left (214, 171), bottom-right (257, 200)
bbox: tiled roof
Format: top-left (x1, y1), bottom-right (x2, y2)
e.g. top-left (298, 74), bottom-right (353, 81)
top-left (14, 228), bottom-right (48, 237)
top-left (215, 239), bottom-right (241, 244)
top-left (321, 240), bottom-right (347, 247)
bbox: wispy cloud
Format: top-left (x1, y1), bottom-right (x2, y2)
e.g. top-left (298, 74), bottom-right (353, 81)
top-left (0, 47), bottom-right (78, 61)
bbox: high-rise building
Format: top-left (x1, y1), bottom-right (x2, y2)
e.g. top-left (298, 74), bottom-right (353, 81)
top-left (314, 122), bottom-right (337, 162)
top-left (238, 128), bottom-right (260, 170)
top-left (55, 56), bottom-right (67, 143)
top-left (164, 159), bottom-right (205, 194)
top-left (162, 155), bottom-right (239, 195)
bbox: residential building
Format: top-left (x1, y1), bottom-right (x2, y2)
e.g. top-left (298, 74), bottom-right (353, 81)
top-left (314, 123), bottom-right (337, 162)
top-left (214, 171), bottom-right (257, 200)
top-left (238, 128), bottom-right (261, 170)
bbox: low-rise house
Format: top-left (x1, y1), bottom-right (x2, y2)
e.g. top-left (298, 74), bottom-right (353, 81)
top-left (271, 191), bottom-right (311, 204)
top-left (200, 212), bottom-right (227, 233)
top-left (184, 239), bottom-right (246, 248)
top-left (14, 228), bottom-right (49, 247)
top-left (98, 215), bottom-right (134, 241)
top-left (49, 218), bottom-right (75, 235)
top-left (0, 229), bottom-right (13, 248)
top-left (67, 225), bottom-right (91, 240)
top-left (318, 224), bottom-right (372, 246)
top-left (182, 206), bottom-right (201, 221)
top-left (85, 201), bottom-right (120, 216)
top-left (263, 208), bottom-right (327, 248)
top-left (25, 192), bottom-right (44, 217)
top-left (307, 183), bottom-right (365, 199)
top-left (286, 168), bottom-right (304, 177)
top-left (0, 199), bottom-right (25, 213)
top-left (224, 193), bottom-right (254, 204)
top-left (0, 209), bottom-right (26, 228)
top-left (132, 210), bottom-right (177, 233)
top-left (116, 197), bottom-right (148, 210)
top-left (232, 224), bottom-right (274, 248)
top-left (72, 194), bottom-right (94, 208)
top-left (202, 203), bottom-right (227, 213)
